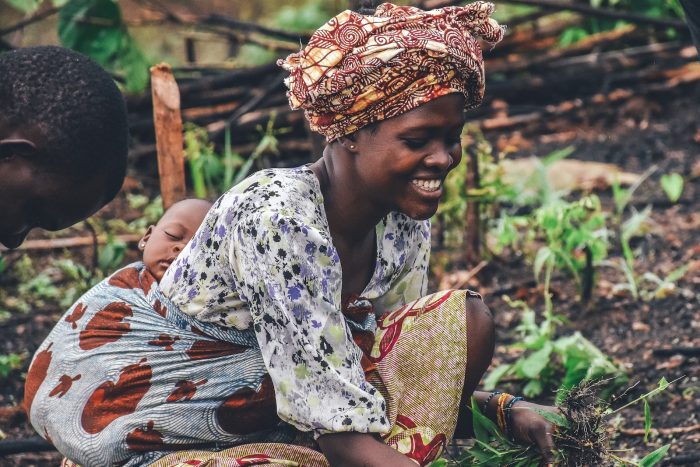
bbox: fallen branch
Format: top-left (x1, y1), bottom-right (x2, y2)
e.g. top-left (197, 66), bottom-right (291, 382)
top-left (0, 235), bottom-right (141, 252)
top-left (0, 437), bottom-right (55, 456)
top-left (620, 424), bottom-right (700, 436)
top-left (0, 6), bottom-right (59, 37)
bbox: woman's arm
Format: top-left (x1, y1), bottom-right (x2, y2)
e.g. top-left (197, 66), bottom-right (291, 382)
top-left (318, 432), bottom-right (417, 467)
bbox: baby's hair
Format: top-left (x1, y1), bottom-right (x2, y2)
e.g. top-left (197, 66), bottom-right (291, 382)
top-left (0, 46), bottom-right (128, 202)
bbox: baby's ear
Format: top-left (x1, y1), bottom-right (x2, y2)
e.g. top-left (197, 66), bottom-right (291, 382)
top-left (0, 138), bottom-right (37, 160)
top-left (139, 226), bottom-right (154, 251)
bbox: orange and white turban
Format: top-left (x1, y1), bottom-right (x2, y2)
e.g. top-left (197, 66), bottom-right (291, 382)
top-left (278, 2), bottom-right (504, 141)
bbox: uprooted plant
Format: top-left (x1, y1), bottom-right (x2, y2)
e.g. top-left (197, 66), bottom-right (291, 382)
top-left (456, 377), bottom-right (675, 466)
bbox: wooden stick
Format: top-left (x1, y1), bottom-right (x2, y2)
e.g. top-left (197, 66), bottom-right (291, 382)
top-left (620, 424), bottom-right (700, 436)
top-left (464, 143), bottom-right (482, 266)
top-left (0, 234), bottom-right (141, 252)
top-left (0, 437), bottom-right (55, 455)
top-left (0, 7), bottom-right (60, 36)
top-left (150, 63), bottom-right (186, 209)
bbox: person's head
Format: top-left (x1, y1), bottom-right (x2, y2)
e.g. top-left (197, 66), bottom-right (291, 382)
top-left (0, 46), bottom-right (129, 249)
top-left (139, 199), bottom-right (213, 281)
top-left (278, 2), bottom-right (503, 219)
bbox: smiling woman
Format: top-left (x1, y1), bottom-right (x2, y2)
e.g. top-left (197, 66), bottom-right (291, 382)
top-left (27, 3), bottom-right (559, 467)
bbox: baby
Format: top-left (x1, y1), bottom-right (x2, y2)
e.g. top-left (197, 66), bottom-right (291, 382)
top-left (25, 198), bottom-right (217, 466)
top-left (138, 198), bottom-right (213, 281)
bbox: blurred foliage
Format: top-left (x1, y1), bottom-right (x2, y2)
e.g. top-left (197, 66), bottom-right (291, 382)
top-left (274, 0), bottom-right (336, 32)
top-left (3, 0), bottom-right (150, 92)
top-left (560, 0), bottom-right (686, 46)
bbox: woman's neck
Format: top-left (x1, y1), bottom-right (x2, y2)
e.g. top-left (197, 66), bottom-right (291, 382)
top-left (309, 149), bottom-right (387, 246)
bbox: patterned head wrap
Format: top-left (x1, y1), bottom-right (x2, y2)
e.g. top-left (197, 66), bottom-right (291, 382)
top-left (277, 2), bottom-right (504, 141)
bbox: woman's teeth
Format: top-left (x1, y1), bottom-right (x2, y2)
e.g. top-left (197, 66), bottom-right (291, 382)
top-left (412, 179), bottom-right (442, 192)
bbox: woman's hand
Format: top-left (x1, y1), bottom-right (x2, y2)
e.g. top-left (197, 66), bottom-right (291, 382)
top-left (317, 431), bottom-right (418, 467)
top-left (509, 401), bottom-right (559, 465)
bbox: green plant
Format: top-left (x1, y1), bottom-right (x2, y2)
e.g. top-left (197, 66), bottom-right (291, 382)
top-left (185, 115), bottom-right (289, 199)
top-left (660, 173), bottom-right (684, 203)
top-left (559, 0), bottom-right (685, 46)
top-left (127, 194), bottom-right (164, 231)
top-left (53, 258), bottom-right (95, 307)
top-left (484, 291), bottom-right (625, 401)
top-left (461, 378), bottom-right (673, 466)
top-left (3, 0), bottom-right (150, 92)
top-left (433, 127), bottom-right (517, 249)
top-left (638, 264), bottom-right (690, 301)
top-left (0, 353), bottom-right (25, 379)
top-left (98, 235), bottom-right (127, 275)
top-left (533, 195), bottom-right (608, 300)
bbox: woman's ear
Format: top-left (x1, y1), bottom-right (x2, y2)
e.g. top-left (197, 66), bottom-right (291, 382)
top-left (139, 226), bottom-right (154, 251)
top-left (0, 138), bottom-right (37, 160)
top-left (338, 135), bottom-right (358, 153)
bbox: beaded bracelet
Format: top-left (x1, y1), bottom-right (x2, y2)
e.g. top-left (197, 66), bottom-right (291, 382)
top-left (496, 393), bottom-right (512, 433)
top-left (482, 390), bottom-right (502, 413)
top-left (504, 396), bottom-right (524, 441)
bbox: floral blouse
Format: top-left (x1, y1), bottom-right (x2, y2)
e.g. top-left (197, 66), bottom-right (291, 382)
top-left (159, 166), bottom-right (430, 437)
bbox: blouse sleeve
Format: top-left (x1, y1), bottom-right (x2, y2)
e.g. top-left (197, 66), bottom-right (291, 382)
top-left (229, 211), bottom-right (389, 437)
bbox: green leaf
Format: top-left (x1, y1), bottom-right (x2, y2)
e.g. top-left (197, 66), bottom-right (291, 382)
top-left (521, 342), bottom-right (552, 379)
top-left (660, 173), bottom-right (684, 203)
top-left (483, 363), bottom-right (511, 390)
top-left (59, 0), bottom-right (124, 65)
top-left (470, 397), bottom-right (508, 443)
top-left (523, 379), bottom-right (544, 398)
top-left (530, 407), bottom-right (570, 428)
top-left (643, 398), bottom-right (652, 443)
top-left (638, 444), bottom-right (670, 467)
top-left (428, 459), bottom-right (448, 467)
top-left (533, 246), bottom-right (552, 282)
top-left (4, 0), bottom-right (43, 13)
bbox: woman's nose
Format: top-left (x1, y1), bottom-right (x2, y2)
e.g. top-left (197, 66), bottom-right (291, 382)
top-left (425, 144), bottom-right (455, 170)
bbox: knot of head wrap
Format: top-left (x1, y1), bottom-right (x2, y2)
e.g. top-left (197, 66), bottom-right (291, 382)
top-left (278, 1), bottom-right (505, 141)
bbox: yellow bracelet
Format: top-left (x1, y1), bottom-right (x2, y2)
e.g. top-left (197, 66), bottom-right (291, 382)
top-left (496, 393), bottom-right (512, 433)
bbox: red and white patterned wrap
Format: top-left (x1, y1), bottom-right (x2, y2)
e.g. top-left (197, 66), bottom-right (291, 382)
top-left (277, 2), bottom-right (505, 141)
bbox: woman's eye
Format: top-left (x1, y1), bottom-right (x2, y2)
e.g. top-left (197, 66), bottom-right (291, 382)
top-left (402, 139), bottom-right (428, 149)
top-left (164, 231), bottom-right (181, 241)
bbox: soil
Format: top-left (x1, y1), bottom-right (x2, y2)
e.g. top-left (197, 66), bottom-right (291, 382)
top-left (0, 81), bottom-right (698, 466)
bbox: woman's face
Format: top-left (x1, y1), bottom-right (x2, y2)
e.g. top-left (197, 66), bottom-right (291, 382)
top-left (351, 93), bottom-right (465, 220)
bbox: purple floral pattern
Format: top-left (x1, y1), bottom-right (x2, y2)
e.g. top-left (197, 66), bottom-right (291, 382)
top-left (160, 166), bottom-right (429, 436)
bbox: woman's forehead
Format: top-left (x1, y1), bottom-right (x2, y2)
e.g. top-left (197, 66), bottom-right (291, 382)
top-left (381, 95), bottom-right (466, 130)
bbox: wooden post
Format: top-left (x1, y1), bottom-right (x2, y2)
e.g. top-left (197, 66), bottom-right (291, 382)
top-left (150, 63), bottom-right (186, 209)
top-left (464, 146), bottom-right (481, 266)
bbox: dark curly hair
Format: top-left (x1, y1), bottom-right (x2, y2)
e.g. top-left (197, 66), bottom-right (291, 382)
top-left (0, 46), bottom-right (128, 202)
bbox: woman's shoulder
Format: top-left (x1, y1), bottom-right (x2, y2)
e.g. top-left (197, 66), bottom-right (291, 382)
top-left (211, 166), bottom-right (325, 226)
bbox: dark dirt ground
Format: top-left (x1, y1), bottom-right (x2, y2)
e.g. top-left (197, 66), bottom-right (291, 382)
top-left (0, 79), bottom-right (698, 466)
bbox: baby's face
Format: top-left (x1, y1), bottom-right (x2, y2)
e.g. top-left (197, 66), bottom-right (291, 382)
top-left (140, 200), bottom-right (211, 281)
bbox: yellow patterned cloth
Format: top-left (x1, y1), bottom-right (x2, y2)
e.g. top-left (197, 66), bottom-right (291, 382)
top-left (142, 289), bottom-right (477, 467)
top-left (278, 2), bottom-right (504, 141)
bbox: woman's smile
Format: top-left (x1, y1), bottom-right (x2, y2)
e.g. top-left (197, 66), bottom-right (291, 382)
top-left (411, 178), bottom-right (443, 193)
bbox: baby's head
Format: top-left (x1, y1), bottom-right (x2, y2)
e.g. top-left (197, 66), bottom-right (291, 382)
top-left (0, 46), bottom-right (129, 249)
top-left (138, 199), bottom-right (212, 281)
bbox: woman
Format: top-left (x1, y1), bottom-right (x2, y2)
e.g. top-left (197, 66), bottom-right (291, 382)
top-left (26, 3), bottom-right (557, 466)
